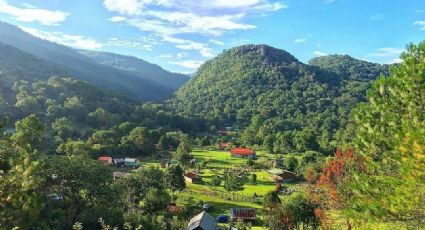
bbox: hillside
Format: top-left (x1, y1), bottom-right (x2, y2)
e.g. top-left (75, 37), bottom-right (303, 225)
top-left (78, 50), bottom-right (189, 90)
top-left (173, 44), bottom-right (390, 153)
top-left (0, 21), bottom-right (172, 101)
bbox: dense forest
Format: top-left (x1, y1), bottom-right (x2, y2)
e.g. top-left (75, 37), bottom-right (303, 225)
top-left (173, 45), bottom-right (390, 154)
top-left (0, 18), bottom-right (423, 229)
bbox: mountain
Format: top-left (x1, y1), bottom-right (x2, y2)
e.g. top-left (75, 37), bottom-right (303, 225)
top-left (0, 21), bottom-right (172, 101)
top-left (78, 50), bottom-right (189, 90)
top-left (173, 44), bottom-right (390, 153)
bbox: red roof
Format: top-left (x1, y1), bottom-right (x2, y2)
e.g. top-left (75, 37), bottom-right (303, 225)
top-left (230, 148), bottom-right (255, 155)
top-left (184, 172), bottom-right (198, 179)
top-left (230, 208), bottom-right (256, 219)
top-left (98, 156), bottom-right (112, 161)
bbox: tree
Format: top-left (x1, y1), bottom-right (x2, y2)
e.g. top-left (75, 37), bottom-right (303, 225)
top-left (347, 42), bottom-right (425, 225)
top-left (120, 127), bottom-right (154, 156)
top-left (263, 135), bottom-right (274, 153)
top-left (12, 114), bottom-right (45, 150)
top-left (200, 136), bottom-right (210, 148)
top-left (44, 155), bottom-right (116, 228)
top-left (307, 149), bottom-right (355, 229)
top-left (285, 155), bottom-right (298, 172)
top-left (174, 136), bottom-right (193, 168)
top-left (223, 173), bottom-right (244, 192)
top-left (210, 175), bottom-right (222, 186)
top-left (251, 173), bottom-right (257, 184)
top-left (0, 138), bottom-right (46, 229)
top-left (263, 191), bottom-right (281, 210)
top-left (267, 192), bottom-right (319, 230)
top-left (0, 95), bottom-right (7, 117)
top-left (165, 164), bottom-right (186, 199)
top-left (52, 117), bottom-right (79, 142)
top-left (157, 135), bottom-right (169, 151)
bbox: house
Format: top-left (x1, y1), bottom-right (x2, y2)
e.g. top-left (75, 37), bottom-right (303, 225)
top-left (98, 156), bottom-right (113, 165)
top-left (112, 158), bottom-right (125, 167)
top-left (229, 208), bottom-right (256, 221)
top-left (113, 171), bottom-right (129, 180)
top-left (188, 211), bottom-right (217, 230)
top-left (230, 148), bottom-right (256, 159)
top-left (218, 142), bottom-right (229, 150)
top-left (184, 172), bottom-right (202, 184)
top-left (268, 169), bottom-right (297, 182)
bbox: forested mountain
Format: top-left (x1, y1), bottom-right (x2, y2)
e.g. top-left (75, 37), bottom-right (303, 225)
top-left (78, 50), bottom-right (189, 90)
top-left (0, 21), bottom-right (173, 101)
top-left (173, 45), bottom-right (390, 154)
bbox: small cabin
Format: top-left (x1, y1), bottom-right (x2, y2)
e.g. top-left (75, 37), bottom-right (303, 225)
top-left (268, 169), bottom-right (297, 182)
top-left (229, 208), bottom-right (256, 221)
top-left (113, 158), bottom-right (125, 167)
top-left (98, 156), bottom-right (113, 165)
top-left (184, 172), bottom-right (202, 184)
top-left (218, 142), bottom-right (229, 150)
top-left (230, 148), bottom-right (256, 159)
top-left (188, 211), bottom-right (217, 230)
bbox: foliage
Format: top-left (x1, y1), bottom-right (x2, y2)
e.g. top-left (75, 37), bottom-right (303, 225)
top-left (174, 45), bottom-right (389, 154)
top-left (347, 42), bottom-right (425, 226)
top-left (267, 192), bottom-right (319, 230)
top-left (223, 172), bottom-right (244, 192)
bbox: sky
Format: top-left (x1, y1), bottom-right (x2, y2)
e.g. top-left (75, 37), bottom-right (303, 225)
top-left (0, 0), bottom-right (424, 73)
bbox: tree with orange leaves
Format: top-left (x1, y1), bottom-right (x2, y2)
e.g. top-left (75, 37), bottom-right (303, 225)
top-left (306, 148), bottom-right (357, 230)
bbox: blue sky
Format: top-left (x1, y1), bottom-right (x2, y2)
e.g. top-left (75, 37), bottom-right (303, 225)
top-left (0, 0), bottom-right (424, 73)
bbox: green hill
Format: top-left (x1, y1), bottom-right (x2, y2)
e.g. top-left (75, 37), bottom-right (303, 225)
top-left (173, 44), bottom-right (390, 153)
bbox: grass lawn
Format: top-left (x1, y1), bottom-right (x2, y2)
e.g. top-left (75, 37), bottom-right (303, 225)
top-left (175, 149), bottom-right (301, 229)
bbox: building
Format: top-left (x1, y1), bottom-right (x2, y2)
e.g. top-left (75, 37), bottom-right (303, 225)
top-left (230, 148), bottom-right (256, 159)
top-left (188, 211), bottom-right (217, 230)
top-left (229, 208), bottom-right (256, 221)
top-left (112, 158), bottom-right (125, 167)
top-left (268, 169), bottom-right (297, 182)
top-left (218, 142), bottom-right (229, 150)
top-left (98, 156), bottom-right (113, 165)
top-left (184, 172), bottom-right (202, 184)
top-left (112, 171), bottom-right (129, 180)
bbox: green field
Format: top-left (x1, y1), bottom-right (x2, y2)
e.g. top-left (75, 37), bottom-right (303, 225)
top-left (174, 149), bottom-right (296, 229)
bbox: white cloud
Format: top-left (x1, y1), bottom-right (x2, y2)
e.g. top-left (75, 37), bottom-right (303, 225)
top-left (365, 47), bottom-right (405, 64)
top-left (103, 0), bottom-right (285, 36)
top-left (0, 0), bottom-right (68, 26)
top-left (294, 38), bottom-right (306, 43)
top-left (414, 21), bottom-right (425, 30)
top-left (20, 27), bottom-right (103, 50)
top-left (367, 47), bottom-right (404, 57)
top-left (109, 16), bottom-right (127, 22)
top-left (313, 51), bottom-right (328, 56)
top-left (389, 58), bottom-right (402, 64)
top-left (171, 60), bottom-right (204, 69)
top-left (162, 35), bottom-right (214, 57)
top-left (107, 37), bottom-right (154, 51)
top-left (210, 39), bottom-right (224, 45)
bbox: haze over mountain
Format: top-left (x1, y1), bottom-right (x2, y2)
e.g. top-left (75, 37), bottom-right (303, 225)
top-left (78, 50), bottom-right (189, 91)
top-left (0, 21), bottom-right (187, 101)
top-left (174, 44), bottom-right (390, 153)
